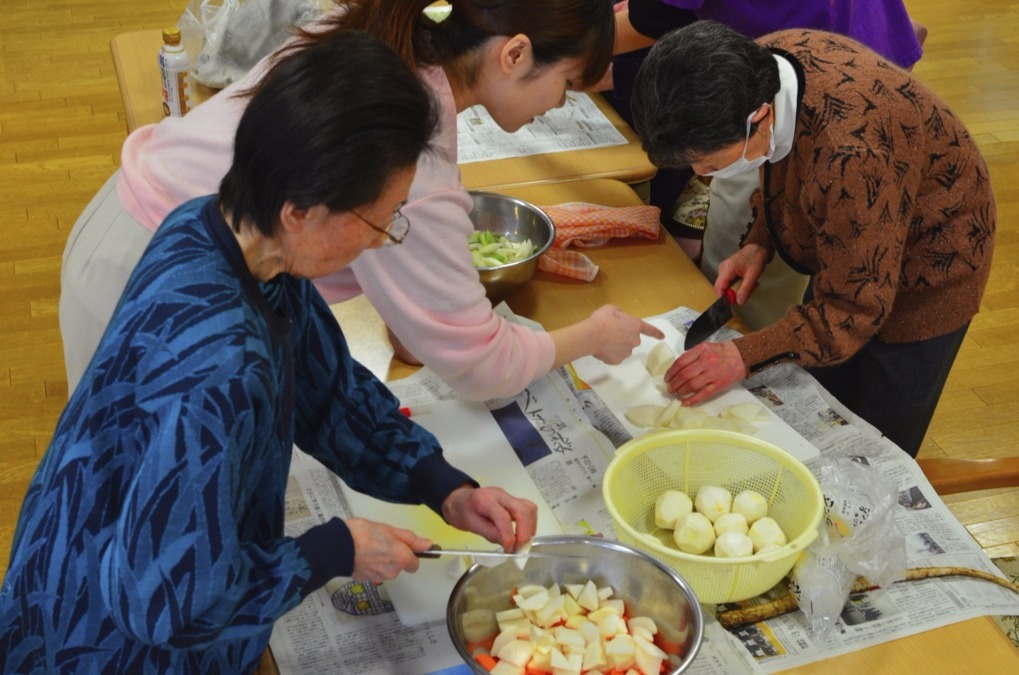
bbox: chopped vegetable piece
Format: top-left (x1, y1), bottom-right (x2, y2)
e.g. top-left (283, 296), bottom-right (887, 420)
top-left (721, 402), bottom-right (770, 423)
top-left (462, 608), bottom-right (499, 644)
top-left (475, 652), bottom-right (498, 671)
top-left (469, 230), bottom-right (537, 268)
top-left (644, 342), bottom-right (676, 378)
top-left (472, 580), bottom-right (670, 674)
top-left (625, 404), bottom-right (666, 428)
top-left (497, 639), bottom-right (536, 667)
top-left (653, 400), bottom-right (682, 427)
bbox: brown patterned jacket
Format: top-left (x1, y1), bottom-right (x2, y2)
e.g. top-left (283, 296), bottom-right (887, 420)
top-left (735, 30), bottom-right (995, 373)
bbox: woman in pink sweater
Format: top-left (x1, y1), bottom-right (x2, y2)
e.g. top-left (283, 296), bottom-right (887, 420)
top-left (60, 0), bottom-right (663, 397)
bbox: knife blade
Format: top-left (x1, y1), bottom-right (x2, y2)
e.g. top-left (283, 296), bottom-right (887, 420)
top-left (684, 287), bottom-right (738, 350)
top-left (414, 545), bottom-right (580, 561)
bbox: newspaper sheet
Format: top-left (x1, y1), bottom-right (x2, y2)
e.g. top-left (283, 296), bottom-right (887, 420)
top-left (717, 361), bottom-right (1019, 671)
top-left (456, 92), bottom-right (627, 164)
top-left (270, 366), bottom-right (761, 674)
top-left (269, 305), bottom-right (1019, 674)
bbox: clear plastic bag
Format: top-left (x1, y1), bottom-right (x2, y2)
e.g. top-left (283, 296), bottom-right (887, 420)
top-left (178, 0), bottom-right (323, 88)
top-left (790, 456), bottom-right (908, 636)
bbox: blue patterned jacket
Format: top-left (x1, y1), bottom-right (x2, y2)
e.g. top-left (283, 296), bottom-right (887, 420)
top-left (0, 197), bottom-right (471, 673)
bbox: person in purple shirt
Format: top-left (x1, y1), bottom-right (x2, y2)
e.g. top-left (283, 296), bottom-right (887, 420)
top-left (614, 0), bottom-right (924, 70)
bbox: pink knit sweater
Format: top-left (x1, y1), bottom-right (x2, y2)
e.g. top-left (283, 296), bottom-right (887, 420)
top-left (117, 20), bottom-right (555, 400)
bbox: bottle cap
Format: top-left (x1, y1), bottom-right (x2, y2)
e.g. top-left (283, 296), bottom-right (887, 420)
top-left (162, 27), bottom-right (182, 45)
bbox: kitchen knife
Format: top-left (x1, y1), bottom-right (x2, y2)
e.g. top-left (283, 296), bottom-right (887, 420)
top-left (414, 544), bottom-right (581, 561)
top-left (684, 287), bottom-right (738, 350)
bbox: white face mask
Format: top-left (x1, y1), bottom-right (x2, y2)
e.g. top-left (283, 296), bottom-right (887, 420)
top-left (706, 104), bottom-right (775, 179)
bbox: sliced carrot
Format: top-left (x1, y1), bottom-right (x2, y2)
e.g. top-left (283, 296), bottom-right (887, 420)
top-left (475, 653), bottom-right (498, 671)
top-left (466, 635), bottom-right (496, 654)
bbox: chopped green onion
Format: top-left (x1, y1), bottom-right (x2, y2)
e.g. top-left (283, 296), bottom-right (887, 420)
top-left (467, 232), bottom-right (536, 268)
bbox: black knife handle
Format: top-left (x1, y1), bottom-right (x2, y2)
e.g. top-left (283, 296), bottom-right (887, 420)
top-left (414, 545), bottom-right (442, 559)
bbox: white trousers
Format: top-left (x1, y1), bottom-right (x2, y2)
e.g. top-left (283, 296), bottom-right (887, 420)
top-left (59, 171), bottom-right (155, 395)
top-left (699, 170), bottom-right (809, 332)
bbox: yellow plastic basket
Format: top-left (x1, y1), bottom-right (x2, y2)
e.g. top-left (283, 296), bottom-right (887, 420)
top-left (602, 429), bottom-right (823, 605)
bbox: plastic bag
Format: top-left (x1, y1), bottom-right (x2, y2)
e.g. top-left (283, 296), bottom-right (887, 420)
top-left (789, 456), bottom-right (908, 636)
top-left (178, 0), bottom-right (323, 88)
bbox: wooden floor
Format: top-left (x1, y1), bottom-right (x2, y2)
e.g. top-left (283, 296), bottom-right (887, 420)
top-left (0, 0), bottom-right (1017, 582)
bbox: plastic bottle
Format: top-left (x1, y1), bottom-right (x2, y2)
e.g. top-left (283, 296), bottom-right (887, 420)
top-left (159, 27), bottom-right (191, 117)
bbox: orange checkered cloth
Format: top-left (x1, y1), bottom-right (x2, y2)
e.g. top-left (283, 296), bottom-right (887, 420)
top-left (537, 202), bottom-right (661, 281)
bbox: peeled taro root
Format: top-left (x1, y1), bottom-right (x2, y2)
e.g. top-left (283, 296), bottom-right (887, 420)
top-left (713, 512), bottom-right (749, 537)
top-left (694, 485), bottom-right (733, 523)
top-left (732, 490), bottom-right (769, 525)
top-left (654, 490), bottom-right (693, 530)
top-left (673, 512), bottom-right (716, 554)
top-left (748, 516), bottom-right (787, 552)
top-left (714, 531), bottom-right (754, 558)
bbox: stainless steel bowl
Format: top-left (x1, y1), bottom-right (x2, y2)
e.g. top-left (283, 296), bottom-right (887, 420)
top-left (468, 191), bottom-right (556, 303)
top-left (446, 535), bottom-right (704, 674)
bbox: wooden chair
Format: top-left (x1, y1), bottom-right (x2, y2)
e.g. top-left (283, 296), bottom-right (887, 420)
top-left (916, 457), bottom-right (1019, 495)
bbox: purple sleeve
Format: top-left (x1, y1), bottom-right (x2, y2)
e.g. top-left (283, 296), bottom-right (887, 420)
top-left (642, 0), bottom-right (922, 68)
top-left (627, 0), bottom-right (699, 39)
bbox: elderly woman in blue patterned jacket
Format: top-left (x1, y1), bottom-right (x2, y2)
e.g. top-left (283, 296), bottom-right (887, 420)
top-left (0, 32), bottom-right (537, 673)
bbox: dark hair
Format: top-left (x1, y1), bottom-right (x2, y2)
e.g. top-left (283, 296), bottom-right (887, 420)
top-left (302, 0), bottom-right (614, 89)
top-left (218, 31), bottom-right (439, 237)
top-left (631, 21), bottom-right (781, 168)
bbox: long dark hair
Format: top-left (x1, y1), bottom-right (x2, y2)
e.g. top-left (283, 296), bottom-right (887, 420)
top-left (300, 0), bottom-right (614, 89)
top-left (218, 31), bottom-right (439, 237)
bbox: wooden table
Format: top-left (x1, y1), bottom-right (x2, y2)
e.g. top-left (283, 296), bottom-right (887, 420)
top-left (456, 100), bottom-right (655, 191)
top-left (259, 177), bottom-right (1019, 674)
top-left (387, 178), bottom-right (713, 382)
top-left (109, 30), bottom-right (657, 192)
top-left (109, 30), bottom-right (219, 133)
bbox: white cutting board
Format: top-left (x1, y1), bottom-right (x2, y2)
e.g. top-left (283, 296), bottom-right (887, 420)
top-left (571, 318), bottom-right (820, 463)
top-left (343, 399), bottom-right (563, 626)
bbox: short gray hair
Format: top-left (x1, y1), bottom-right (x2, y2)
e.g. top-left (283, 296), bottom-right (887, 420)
top-left (631, 21), bottom-right (781, 168)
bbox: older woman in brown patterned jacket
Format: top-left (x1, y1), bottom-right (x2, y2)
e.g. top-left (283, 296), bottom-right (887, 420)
top-left (630, 21), bottom-right (995, 456)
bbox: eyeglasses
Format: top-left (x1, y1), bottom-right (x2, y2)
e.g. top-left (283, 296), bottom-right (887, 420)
top-left (351, 207), bottom-right (411, 247)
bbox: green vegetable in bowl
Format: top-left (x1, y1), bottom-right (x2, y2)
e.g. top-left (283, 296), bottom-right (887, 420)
top-left (468, 230), bottom-right (536, 268)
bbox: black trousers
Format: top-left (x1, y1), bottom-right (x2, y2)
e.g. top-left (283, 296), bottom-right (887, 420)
top-left (806, 322), bottom-right (969, 458)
